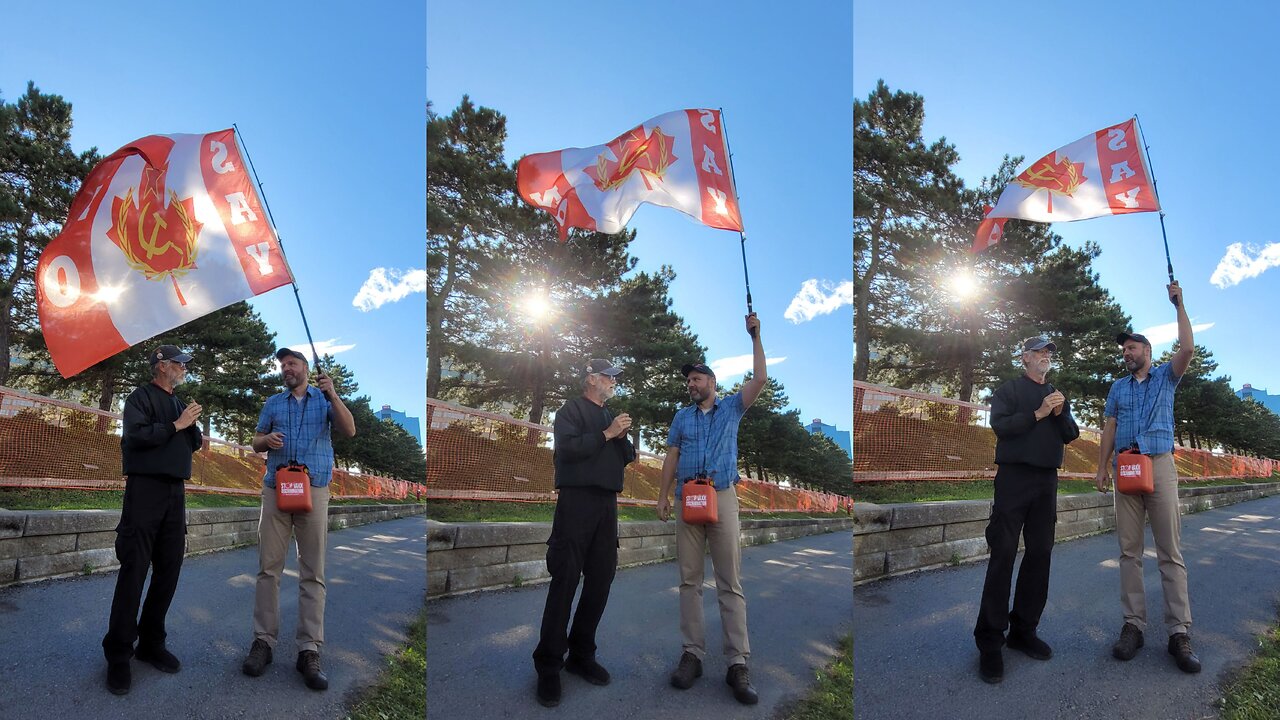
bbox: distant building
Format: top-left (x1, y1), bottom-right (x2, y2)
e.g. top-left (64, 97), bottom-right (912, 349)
top-left (805, 418), bottom-right (852, 459)
top-left (1237, 384), bottom-right (1280, 416)
top-left (375, 404), bottom-right (423, 445)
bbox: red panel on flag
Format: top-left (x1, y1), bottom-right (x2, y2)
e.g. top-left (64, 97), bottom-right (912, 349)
top-left (686, 109), bottom-right (743, 232)
top-left (1095, 119), bottom-right (1159, 216)
top-left (200, 130), bottom-right (293, 291)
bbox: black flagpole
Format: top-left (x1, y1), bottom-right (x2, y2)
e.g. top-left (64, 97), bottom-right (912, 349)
top-left (719, 109), bottom-right (756, 336)
top-left (1134, 114), bottom-right (1179, 307)
top-left (232, 124), bottom-right (326, 366)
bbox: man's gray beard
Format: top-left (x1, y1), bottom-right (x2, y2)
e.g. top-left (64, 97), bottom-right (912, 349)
top-left (601, 385), bottom-right (616, 401)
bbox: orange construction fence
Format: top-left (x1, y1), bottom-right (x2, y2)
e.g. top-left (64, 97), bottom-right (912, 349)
top-left (426, 398), bottom-right (851, 513)
top-left (0, 385), bottom-right (416, 500)
top-left (854, 380), bottom-right (1278, 482)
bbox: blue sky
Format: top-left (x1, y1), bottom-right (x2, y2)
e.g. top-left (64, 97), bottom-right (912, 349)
top-left (429, 0), bottom-right (854, 433)
top-left (2, 0), bottom-right (426, 428)
top-left (856, 2), bottom-right (1280, 398)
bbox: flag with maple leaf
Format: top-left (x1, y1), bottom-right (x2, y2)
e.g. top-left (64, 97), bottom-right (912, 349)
top-left (971, 205), bottom-right (1008, 253)
top-left (985, 118), bottom-right (1160, 227)
top-left (516, 109), bottom-right (743, 240)
top-left (36, 129), bottom-right (293, 378)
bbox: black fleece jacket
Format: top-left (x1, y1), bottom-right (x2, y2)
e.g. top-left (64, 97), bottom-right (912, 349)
top-left (990, 374), bottom-right (1080, 469)
top-left (552, 395), bottom-right (636, 492)
top-left (120, 382), bottom-right (203, 480)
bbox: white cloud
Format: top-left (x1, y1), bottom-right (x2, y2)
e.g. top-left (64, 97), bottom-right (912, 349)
top-left (1210, 242), bottom-right (1280, 288)
top-left (282, 338), bottom-right (356, 361)
top-left (709, 354), bottom-right (787, 379)
top-left (1137, 321), bottom-right (1215, 347)
top-left (352, 267), bottom-right (426, 311)
top-left (784, 279), bottom-right (852, 323)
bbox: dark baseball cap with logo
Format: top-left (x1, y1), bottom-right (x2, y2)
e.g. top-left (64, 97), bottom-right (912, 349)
top-left (1116, 332), bottom-right (1151, 347)
top-left (681, 362), bottom-right (715, 378)
top-left (150, 345), bottom-right (193, 366)
top-left (276, 348), bottom-right (309, 364)
top-left (1021, 336), bottom-right (1057, 352)
top-left (582, 359), bottom-right (622, 377)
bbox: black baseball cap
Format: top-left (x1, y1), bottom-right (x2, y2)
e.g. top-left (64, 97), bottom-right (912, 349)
top-left (1021, 336), bottom-right (1057, 352)
top-left (150, 345), bottom-right (193, 366)
top-left (276, 348), bottom-right (309, 364)
top-left (582, 359), bottom-right (622, 377)
top-left (681, 362), bottom-right (715, 378)
top-left (1116, 332), bottom-right (1151, 347)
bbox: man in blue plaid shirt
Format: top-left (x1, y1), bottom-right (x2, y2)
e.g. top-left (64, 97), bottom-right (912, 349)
top-left (659, 313), bottom-right (766, 705)
top-left (1095, 281), bottom-right (1200, 674)
top-left (241, 348), bottom-right (355, 690)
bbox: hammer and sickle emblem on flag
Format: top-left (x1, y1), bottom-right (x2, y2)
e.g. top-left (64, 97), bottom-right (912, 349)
top-left (106, 165), bottom-right (203, 305)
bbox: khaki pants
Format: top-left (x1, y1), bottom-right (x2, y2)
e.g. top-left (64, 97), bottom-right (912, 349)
top-left (1115, 452), bottom-right (1191, 635)
top-left (677, 485), bottom-right (750, 666)
top-left (254, 485), bottom-right (330, 652)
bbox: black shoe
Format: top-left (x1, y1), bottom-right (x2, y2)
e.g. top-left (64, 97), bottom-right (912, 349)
top-left (1112, 623), bottom-right (1144, 661)
top-left (1168, 633), bottom-right (1202, 674)
top-left (725, 663), bottom-right (759, 705)
top-left (296, 650), bottom-right (328, 691)
top-left (242, 638), bottom-right (273, 677)
top-left (536, 672), bottom-right (561, 707)
top-left (1007, 631), bottom-right (1053, 660)
top-left (135, 644), bottom-right (181, 673)
top-left (669, 651), bottom-right (702, 689)
top-left (565, 655), bottom-right (611, 686)
top-left (106, 661), bottom-right (131, 695)
top-left (979, 649), bottom-right (1003, 684)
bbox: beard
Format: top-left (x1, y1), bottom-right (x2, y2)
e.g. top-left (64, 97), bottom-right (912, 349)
top-left (1124, 355), bottom-right (1145, 372)
top-left (601, 384), bottom-right (616, 401)
top-left (283, 371), bottom-right (305, 389)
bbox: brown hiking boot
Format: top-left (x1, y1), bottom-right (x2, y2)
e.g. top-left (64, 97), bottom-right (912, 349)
top-left (1112, 623), bottom-right (1144, 661)
top-left (669, 651), bottom-right (702, 689)
top-left (296, 650), bottom-right (329, 690)
top-left (241, 638), bottom-right (273, 677)
top-left (725, 663), bottom-right (759, 705)
top-left (1168, 633), bottom-right (1202, 673)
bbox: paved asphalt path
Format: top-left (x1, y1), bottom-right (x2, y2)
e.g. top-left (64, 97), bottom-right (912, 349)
top-left (427, 529), bottom-right (853, 719)
top-left (854, 494), bottom-right (1280, 720)
top-left (0, 514), bottom-right (426, 720)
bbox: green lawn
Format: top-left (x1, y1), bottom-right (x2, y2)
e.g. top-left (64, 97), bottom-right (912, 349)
top-left (425, 500), bottom-right (850, 523)
top-left (1220, 624), bottom-right (1280, 720)
top-left (853, 477), bottom-right (1277, 505)
top-left (786, 634), bottom-right (852, 720)
top-left (344, 603), bottom-right (427, 720)
top-left (0, 487), bottom-right (422, 511)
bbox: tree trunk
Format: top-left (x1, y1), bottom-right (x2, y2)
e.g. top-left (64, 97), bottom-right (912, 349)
top-left (854, 212), bottom-right (885, 382)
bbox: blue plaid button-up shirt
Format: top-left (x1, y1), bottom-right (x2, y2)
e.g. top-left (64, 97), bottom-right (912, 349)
top-left (1104, 361), bottom-right (1182, 457)
top-left (666, 392), bottom-right (747, 498)
top-left (257, 385), bottom-right (337, 487)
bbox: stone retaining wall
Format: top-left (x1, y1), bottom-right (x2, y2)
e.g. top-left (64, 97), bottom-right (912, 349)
top-left (0, 503), bottom-right (427, 587)
top-left (853, 482), bottom-right (1280, 584)
top-left (427, 516), bottom-right (855, 597)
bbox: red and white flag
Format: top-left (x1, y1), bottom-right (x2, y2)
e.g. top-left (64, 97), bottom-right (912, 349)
top-left (987, 118), bottom-right (1160, 223)
top-left (37, 129), bottom-right (292, 378)
top-left (516, 109), bottom-right (743, 240)
top-left (972, 205), bottom-right (1008, 253)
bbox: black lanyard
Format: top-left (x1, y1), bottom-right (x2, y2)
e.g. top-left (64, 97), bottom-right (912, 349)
top-left (286, 391), bottom-right (310, 464)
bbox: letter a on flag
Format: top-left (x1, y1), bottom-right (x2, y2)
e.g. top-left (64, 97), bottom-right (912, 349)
top-left (516, 109), bottom-right (744, 240)
top-left (37, 130), bottom-right (293, 377)
top-left (987, 118), bottom-right (1160, 223)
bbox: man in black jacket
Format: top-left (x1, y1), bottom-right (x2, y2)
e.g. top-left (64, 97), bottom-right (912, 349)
top-left (533, 359), bottom-right (636, 707)
top-left (974, 337), bottom-right (1079, 684)
top-left (102, 345), bottom-right (204, 695)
